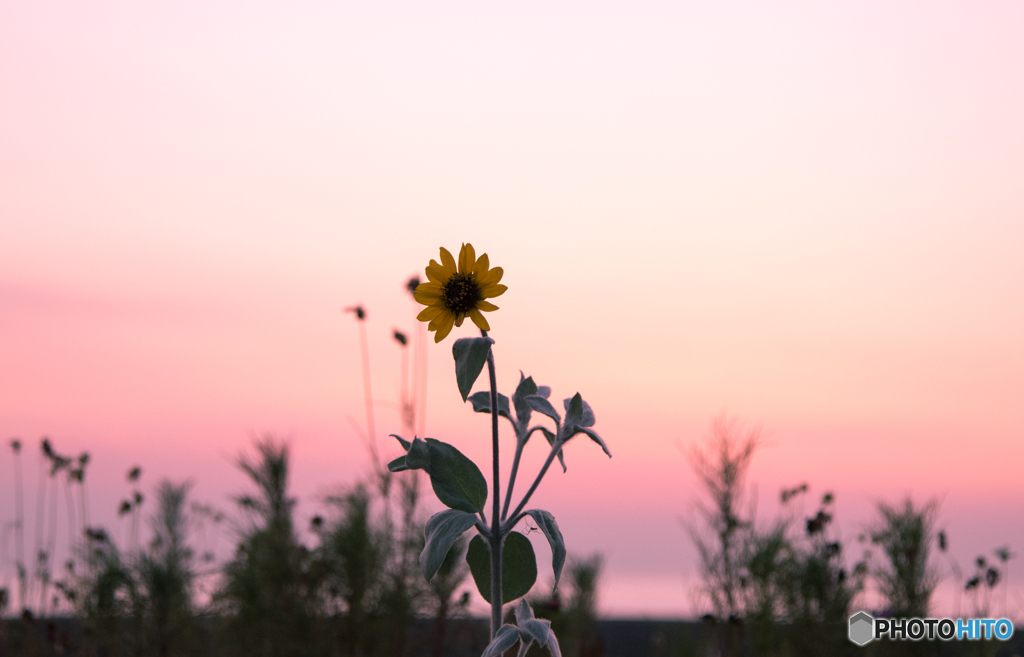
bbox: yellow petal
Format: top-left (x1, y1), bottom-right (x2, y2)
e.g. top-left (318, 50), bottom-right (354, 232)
top-left (478, 266), bottom-right (504, 286)
top-left (469, 309), bottom-right (490, 331)
top-left (458, 243), bottom-right (476, 275)
top-left (432, 314), bottom-right (455, 342)
top-left (439, 247), bottom-right (457, 273)
top-left (417, 306), bottom-right (444, 321)
top-left (475, 300), bottom-right (499, 312)
top-left (425, 262), bottom-right (448, 284)
top-left (413, 286), bottom-right (442, 304)
top-left (472, 253), bottom-right (490, 278)
top-left (481, 283), bottom-right (507, 299)
top-left (454, 313), bottom-right (465, 327)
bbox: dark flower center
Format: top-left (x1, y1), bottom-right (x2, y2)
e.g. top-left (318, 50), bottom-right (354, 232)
top-left (441, 273), bottom-right (482, 315)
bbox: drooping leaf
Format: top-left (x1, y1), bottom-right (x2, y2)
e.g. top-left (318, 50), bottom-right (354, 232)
top-left (525, 509), bottom-right (566, 591)
top-left (425, 439), bottom-right (487, 513)
top-left (520, 619), bottom-right (553, 647)
top-left (533, 426), bottom-right (566, 472)
top-left (466, 531), bottom-right (538, 603)
top-left (526, 396), bottom-right (561, 425)
top-left (544, 628), bottom-right (562, 657)
top-left (481, 624), bottom-right (520, 657)
top-left (421, 509), bottom-right (479, 582)
top-left (467, 391), bottom-right (511, 419)
top-left (453, 337), bottom-right (494, 402)
top-left (579, 427), bottom-right (612, 458)
top-left (535, 385), bottom-right (551, 399)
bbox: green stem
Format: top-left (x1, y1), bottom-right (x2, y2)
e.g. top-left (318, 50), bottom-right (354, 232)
top-left (503, 441), bottom-right (561, 534)
top-left (500, 440), bottom-right (525, 522)
top-left (483, 330), bottom-right (503, 638)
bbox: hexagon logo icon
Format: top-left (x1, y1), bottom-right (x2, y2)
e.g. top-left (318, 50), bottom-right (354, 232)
top-left (848, 611), bottom-right (874, 646)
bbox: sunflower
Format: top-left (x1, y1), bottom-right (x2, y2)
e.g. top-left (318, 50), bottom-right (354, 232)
top-left (414, 243), bottom-right (507, 342)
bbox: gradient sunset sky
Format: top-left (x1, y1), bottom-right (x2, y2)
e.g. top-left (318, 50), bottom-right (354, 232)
top-left (2, 1), bottom-right (1023, 617)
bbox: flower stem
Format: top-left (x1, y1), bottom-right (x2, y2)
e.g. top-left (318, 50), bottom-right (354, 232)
top-left (501, 441), bottom-right (525, 522)
top-left (503, 442), bottom-right (560, 533)
top-left (482, 330), bottom-right (503, 638)
top-left (356, 317), bottom-right (378, 467)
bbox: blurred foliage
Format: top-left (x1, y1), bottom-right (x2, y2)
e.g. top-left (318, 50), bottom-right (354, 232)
top-left (1, 429), bottom-right (1018, 657)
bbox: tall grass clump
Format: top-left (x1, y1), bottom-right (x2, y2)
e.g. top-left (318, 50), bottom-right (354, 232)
top-left (870, 498), bottom-right (938, 618)
top-left (217, 438), bottom-right (316, 657)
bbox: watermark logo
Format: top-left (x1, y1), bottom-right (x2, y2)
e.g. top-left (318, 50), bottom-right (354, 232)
top-left (848, 611), bottom-right (874, 646)
top-left (848, 611), bottom-right (1015, 645)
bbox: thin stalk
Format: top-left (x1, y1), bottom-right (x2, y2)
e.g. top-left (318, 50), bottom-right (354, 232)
top-left (43, 469), bottom-right (59, 614)
top-left (33, 449), bottom-right (46, 612)
top-left (483, 330), bottom-right (502, 638)
top-left (12, 443), bottom-right (26, 610)
top-left (80, 476), bottom-right (91, 532)
top-left (400, 340), bottom-right (411, 432)
top-left (357, 319), bottom-right (378, 462)
top-left (417, 321), bottom-right (428, 438)
top-left (504, 443), bottom-right (561, 533)
top-left (500, 441), bottom-right (526, 521)
top-left (63, 472), bottom-right (76, 572)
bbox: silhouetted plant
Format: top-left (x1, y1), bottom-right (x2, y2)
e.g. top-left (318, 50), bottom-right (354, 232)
top-left (70, 524), bottom-right (140, 657)
top-left (773, 491), bottom-right (863, 656)
top-left (686, 415), bottom-right (758, 655)
top-left (388, 242), bottom-right (610, 657)
top-left (137, 480), bottom-right (197, 657)
top-left (870, 498), bottom-right (938, 617)
top-left (316, 483), bottom-right (387, 655)
top-left (217, 438), bottom-right (315, 657)
top-left (525, 553), bottom-right (605, 657)
top-left (559, 555), bottom-right (605, 657)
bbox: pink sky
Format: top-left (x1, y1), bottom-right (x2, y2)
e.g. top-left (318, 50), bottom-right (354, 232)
top-left (2, 1), bottom-right (1023, 618)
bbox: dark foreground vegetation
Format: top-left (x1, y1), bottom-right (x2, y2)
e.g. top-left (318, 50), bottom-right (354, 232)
top-left (0, 436), bottom-right (614, 657)
top-left (4, 616), bottom-right (1024, 657)
top-left (1, 422), bottom-right (1018, 657)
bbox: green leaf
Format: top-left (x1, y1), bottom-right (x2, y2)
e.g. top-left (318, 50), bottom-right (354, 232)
top-left (425, 439), bottom-right (487, 513)
top-left (420, 509), bottom-right (479, 582)
top-left (562, 394), bottom-right (595, 428)
top-left (526, 396), bottom-right (561, 425)
top-left (515, 600), bottom-right (553, 647)
top-left (467, 391), bottom-right (511, 419)
top-left (579, 427), bottom-right (612, 458)
top-left (452, 337), bottom-right (494, 402)
top-left (521, 619), bottom-right (553, 648)
top-left (466, 531), bottom-right (538, 603)
top-left (515, 598), bottom-right (535, 623)
top-left (525, 510), bottom-right (566, 591)
top-left (387, 455), bottom-right (409, 473)
top-left (406, 437), bottom-right (431, 471)
top-left (481, 625), bottom-right (520, 657)
top-left (533, 426), bottom-right (566, 472)
top-left (390, 433), bottom-right (411, 450)
top-left (512, 373), bottom-right (538, 429)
